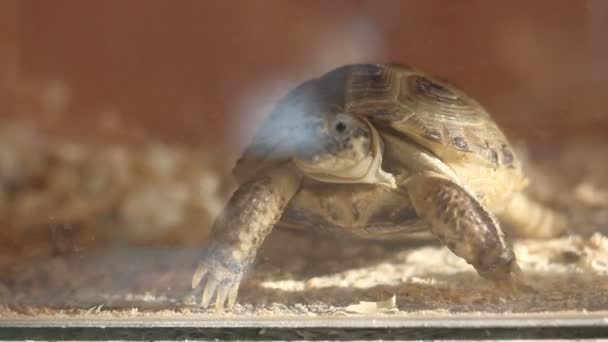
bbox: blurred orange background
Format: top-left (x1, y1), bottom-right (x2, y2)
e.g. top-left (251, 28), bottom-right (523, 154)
top-left (1, 0), bottom-right (607, 150)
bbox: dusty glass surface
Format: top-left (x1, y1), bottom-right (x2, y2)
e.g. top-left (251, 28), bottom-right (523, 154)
top-left (0, 1), bottom-right (607, 336)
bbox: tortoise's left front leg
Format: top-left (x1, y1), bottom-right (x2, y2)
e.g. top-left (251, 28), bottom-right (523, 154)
top-left (405, 173), bottom-right (526, 289)
top-left (192, 163), bottom-right (302, 309)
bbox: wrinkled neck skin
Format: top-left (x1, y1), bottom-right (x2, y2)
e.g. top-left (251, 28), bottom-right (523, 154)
top-left (294, 115), bottom-right (396, 189)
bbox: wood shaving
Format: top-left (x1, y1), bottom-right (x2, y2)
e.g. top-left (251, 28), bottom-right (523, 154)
top-left (344, 295), bottom-right (397, 314)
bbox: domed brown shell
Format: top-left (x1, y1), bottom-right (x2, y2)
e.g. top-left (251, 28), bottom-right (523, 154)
top-left (324, 63), bottom-right (518, 169)
top-left (234, 63), bottom-right (519, 184)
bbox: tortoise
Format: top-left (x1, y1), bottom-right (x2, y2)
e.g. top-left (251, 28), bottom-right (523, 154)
top-left (192, 63), bottom-right (566, 310)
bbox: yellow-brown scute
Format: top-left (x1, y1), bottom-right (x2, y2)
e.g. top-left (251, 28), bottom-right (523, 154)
top-left (406, 75), bottom-right (466, 107)
top-left (448, 157), bottom-right (528, 214)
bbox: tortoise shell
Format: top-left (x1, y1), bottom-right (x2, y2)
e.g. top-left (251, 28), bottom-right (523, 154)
top-left (234, 63), bottom-right (520, 184)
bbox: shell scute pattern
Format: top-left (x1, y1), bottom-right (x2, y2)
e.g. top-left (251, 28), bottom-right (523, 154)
top-left (343, 64), bottom-right (403, 121)
top-left (333, 64), bottom-right (516, 168)
top-left (237, 63), bottom-right (519, 184)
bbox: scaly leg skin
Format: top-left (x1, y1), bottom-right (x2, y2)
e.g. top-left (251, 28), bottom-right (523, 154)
top-left (501, 192), bottom-right (568, 239)
top-left (405, 173), bottom-right (530, 291)
top-left (192, 163), bottom-right (302, 310)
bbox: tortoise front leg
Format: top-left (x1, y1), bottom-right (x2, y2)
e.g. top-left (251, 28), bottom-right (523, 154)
top-left (404, 172), bottom-right (525, 287)
top-left (192, 163), bottom-right (302, 310)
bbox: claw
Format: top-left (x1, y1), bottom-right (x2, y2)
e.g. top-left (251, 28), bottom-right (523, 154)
top-left (227, 281), bottom-right (240, 308)
top-left (192, 264), bottom-right (208, 289)
top-left (201, 277), bottom-right (220, 308)
top-left (192, 257), bottom-right (244, 310)
top-left (510, 269), bottom-right (538, 294)
top-left (215, 284), bottom-right (230, 311)
top-left (493, 265), bottom-right (537, 295)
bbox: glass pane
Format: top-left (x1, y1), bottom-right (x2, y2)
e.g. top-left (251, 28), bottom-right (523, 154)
top-left (1, 1), bottom-right (607, 339)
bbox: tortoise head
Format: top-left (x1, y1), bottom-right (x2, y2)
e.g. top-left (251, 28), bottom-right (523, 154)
top-left (241, 77), bottom-right (394, 187)
top-left (293, 111), bottom-right (395, 187)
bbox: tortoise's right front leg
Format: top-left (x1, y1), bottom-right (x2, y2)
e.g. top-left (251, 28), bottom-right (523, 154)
top-left (192, 163), bottom-right (302, 310)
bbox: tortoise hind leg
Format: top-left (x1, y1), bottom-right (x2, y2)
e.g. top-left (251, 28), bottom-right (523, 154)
top-left (405, 173), bottom-right (526, 288)
top-left (500, 192), bottom-right (568, 239)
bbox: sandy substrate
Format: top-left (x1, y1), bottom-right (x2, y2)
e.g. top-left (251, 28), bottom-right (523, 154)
top-left (0, 127), bottom-right (607, 319)
top-left (0, 232), bottom-right (607, 319)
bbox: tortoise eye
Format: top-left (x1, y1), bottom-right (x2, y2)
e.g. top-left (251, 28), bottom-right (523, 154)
top-left (334, 121), bottom-right (347, 133)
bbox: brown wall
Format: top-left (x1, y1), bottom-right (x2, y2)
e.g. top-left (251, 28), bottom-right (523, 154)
top-left (0, 0), bottom-right (19, 115)
top-left (6, 0), bottom-right (608, 149)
